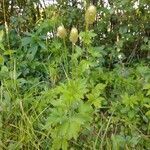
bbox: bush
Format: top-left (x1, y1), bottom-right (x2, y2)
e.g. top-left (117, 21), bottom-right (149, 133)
top-left (0, 0), bottom-right (150, 149)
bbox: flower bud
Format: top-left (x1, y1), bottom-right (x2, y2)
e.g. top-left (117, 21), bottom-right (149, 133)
top-left (85, 5), bottom-right (97, 25)
top-left (57, 25), bottom-right (67, 39)
top-left (69, 27), bottom-right (78, 44)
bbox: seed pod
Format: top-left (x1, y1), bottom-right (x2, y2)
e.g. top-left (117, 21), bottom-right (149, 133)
top-left (85, 5), bottom-right (97, 25)
top-left (87, 5), bottom-right (96, 15)
top-left (57, 25), bottom-right (67, 39)
top-left (69, 27), bottom-right (78, 44)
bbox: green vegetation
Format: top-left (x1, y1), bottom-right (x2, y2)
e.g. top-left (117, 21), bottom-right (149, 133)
top-left (0, 0), bottom-right (150, 149)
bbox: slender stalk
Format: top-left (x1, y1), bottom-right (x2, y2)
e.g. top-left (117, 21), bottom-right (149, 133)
top-left (63, 38), bottom-right (69, 75)
top-left (13, 58), bottom-right (17, 87)
top-left (72, 43), bottom-right (75, 55)
top-left (93, 119), bottom-right (104, 149)
top-left (61, 63), bottom-right (70, 82)
top-left (100, 111), bottom-right (114, 149)
top-left (85, 23), bottom-right (89, 32)
top-left (71, 44), bottom-right (77, 78)
top-left (85, 23), bottom-right (89, 59)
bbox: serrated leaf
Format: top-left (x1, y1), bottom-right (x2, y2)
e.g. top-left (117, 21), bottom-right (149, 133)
top-left (59, 79), bottom-right (88, 105)
top-left (68, 119), bottom-right (81, 140)
top-left (52, 138), bottom-right (62, 150)
top-left (79, 30), bottom-right (97, 45)
top-left (78, 103), bottom-right (93, 122)
top-left (45, 109), bottom-right (67, 127)
top-left (93, 97), bottom-right (104, 108)
top-left (61, 139), bottom-right (68, 150)
top-left (59, 121), bottom-right (70, 137)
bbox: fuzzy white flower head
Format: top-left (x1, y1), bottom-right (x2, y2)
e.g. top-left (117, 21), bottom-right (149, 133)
top-left (57, 25), bottom-right (67, 39)
top-left (69, 27), bottom-right (78, 44)
top-left (85, 5), bottom-right (97, 25)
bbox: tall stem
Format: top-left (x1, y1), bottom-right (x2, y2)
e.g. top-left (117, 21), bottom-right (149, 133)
top-left (85, 23), bottom-right (89, 59)
top-left (63, 38), bottom-right (69, 75)
top-left (71, 44), bottom-right (75, 77)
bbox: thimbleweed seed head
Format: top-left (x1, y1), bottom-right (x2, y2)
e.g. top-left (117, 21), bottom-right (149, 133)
top-left (85, 5), bottom-right (97, 25)
top-left (87, 5), bottom-right (96, 15)
top-left (69, 27), bottom-right (78, 44)
top-left (57, 25), bottom-right (67, 39)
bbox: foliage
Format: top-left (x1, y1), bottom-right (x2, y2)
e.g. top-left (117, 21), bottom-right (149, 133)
top-left (0, 0), bottom-right (150, 149)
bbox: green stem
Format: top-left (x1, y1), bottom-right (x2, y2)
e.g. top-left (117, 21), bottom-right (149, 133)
top-left (71, 44), bottom-right (75, 77)
top-left (85, 23), bottom-right (89, 59)
top-left (63, 38), bottom-right (69, 77)
top-left (100, 110), bottom-right (114, 149)
top-left (85, 23), bottom-right (89, 32)
top-left (72, 43), bottom-right (75, 55)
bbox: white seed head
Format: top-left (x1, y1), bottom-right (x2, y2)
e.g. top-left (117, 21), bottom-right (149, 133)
top-left (69, 27), bottom-right (78, 44)
top-left (87, 5), bottom-right (96, 16)
top-left (57, 25), bottom-right (67, 39)
top-left (85, 5), bottom-right (97, 25)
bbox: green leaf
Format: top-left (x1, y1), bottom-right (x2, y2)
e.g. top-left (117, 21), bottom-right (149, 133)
top-left (88, 47), bottom-right (101, 57)
top-left (59, 121), bottom-right (70, 137)
top-left (0, 55), bottom-right (4, 64)
top-left (58, 79), bottom-right (88, 105)
top-left (143, 84), bottom-right (150, 90)
top-left (27, 46), bottom-right (38, 60)
top-left (0, 43), bottom-right (4, 50)
top-left (61, 139), bottom-right (68, 150)
top-left (122, 93), bottom-right (139, 108)
top-left (143, 84), bottom-right (150, 96)
top-left (78, 103), bottom-right (93, 121)
top-left (146, 90), bottom-right (150, 96)
top-left (75, 60), bottom-right (91, 76)
top-left (21, 37), bottom-right (31, 46)
top-left (0, 30), bottom-right (4, 50)
top-left (68, 119), bottom-right (81, 140)
top-left (119, 27), bottom-right (127, 34)
top-left (87, 83), bottom-right (106, 108)
top-left (52, 138), bottom-right (62, 150)
top-left (45, 108), bottom-right (67, 127)
top-left (39, 41), bottom-right (47, 50)
top-left (146, 110), bottom-right (150, 119)
top-left (4, 50), bottom-right (16, 55)
top-left (0, 30), bottom-right (4, 43)
top-left (79, 30), bottom-right (97, 45)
